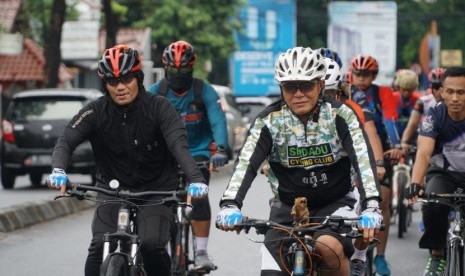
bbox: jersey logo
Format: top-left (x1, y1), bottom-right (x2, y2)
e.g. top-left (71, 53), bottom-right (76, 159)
top-left (287, 143), bottom-right (334, 167)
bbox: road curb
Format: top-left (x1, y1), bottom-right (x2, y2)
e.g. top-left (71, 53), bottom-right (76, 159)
top-left (0, 198), bottom-right (94, 232)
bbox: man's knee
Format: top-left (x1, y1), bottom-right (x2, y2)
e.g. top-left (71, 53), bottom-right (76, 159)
top-left (191, 197), bottom-right (211, 220)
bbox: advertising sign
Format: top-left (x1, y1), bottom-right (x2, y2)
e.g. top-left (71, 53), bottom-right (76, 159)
top-left (0, 33), bottom-right (23, 56)
top-left (61, 21), bottom-right (99, 60)
top-left (231, 0), bottom-right (296, 96)
top-left (328, 1), bottom-right (397, 85)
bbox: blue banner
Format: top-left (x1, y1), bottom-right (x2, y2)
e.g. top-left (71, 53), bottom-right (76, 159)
top-left (231, 0), bottom-right (296, 97)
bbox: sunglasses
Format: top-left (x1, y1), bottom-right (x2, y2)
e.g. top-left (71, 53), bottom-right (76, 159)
top-left (105, 74), bottom-right (137, 87)
top-left (166, 66), bottom-right (193, 75)
top-left (280, 81), bottom-right (319, 95)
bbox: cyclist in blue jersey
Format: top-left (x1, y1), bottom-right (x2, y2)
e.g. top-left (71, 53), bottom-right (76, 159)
top-left (407, 67), bottom-right (465, 276)
top-left (148, 40), bottom-right (228, 270)
top-left (349, 54), bottom-right (403, 276)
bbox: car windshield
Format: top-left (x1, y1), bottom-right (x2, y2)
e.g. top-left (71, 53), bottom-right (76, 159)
top-left (8, 98), bottom-right (84, 121)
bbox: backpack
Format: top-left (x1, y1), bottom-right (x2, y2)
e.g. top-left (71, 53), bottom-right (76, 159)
top-left (158, 77), bottom-right (206, 113)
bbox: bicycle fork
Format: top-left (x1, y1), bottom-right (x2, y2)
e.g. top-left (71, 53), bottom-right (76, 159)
top-left (102, 206), bottom-right (140, 265)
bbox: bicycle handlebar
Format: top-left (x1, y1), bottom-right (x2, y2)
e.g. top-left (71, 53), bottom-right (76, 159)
top-left (55, 182), bottom-right (188, 202)
top-left (237, 216), bottom-right (362, 238)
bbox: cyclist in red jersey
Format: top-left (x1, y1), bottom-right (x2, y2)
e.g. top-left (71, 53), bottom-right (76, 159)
top-left (349, 54), bottom-right (403, 276)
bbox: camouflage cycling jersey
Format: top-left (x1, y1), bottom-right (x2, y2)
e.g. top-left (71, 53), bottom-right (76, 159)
top-left (221, 99), bottom-right (380, 209)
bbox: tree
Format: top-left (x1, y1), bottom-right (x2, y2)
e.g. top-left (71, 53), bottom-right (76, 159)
top-left (44, 0), bottom-right (66, 88)
top-left (117, 0), bottom-right (244, 83)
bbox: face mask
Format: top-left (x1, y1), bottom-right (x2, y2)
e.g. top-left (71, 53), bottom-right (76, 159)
top-left (167, 72), bottom-right (193, 93)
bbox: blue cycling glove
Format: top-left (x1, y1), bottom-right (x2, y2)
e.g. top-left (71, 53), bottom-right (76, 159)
top-left (216, 205), bottom-right (243, 229)
top-left (211, 152), bottom-right (228, 168)
top-left (187, 182), bottom-right (209, 198)
top-left (47, 168), bottom-right (68, 188)
top-left (358, 200), bottom-right (383, 229)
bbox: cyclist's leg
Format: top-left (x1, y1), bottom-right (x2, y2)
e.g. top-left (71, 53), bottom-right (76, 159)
top-left (313, 197), bottom-right (357, 275)
top-left (137, 203), bottom-right (172, 276)
top-left (420, 168), bottom-right (458, 275)
top-left (373, 161), bottom-right (392, 275)
top-left (190, 155), bottom-right (216, 268)
top-left (84, 200), bottom-right (119, 276)
top-left (419, 169), bottom-right (456, 252)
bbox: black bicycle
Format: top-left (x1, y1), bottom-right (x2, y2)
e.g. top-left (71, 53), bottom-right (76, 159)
top-left (236, 215), bottom-right (374, 276)
top-left (169, 160), bottom-right (217, 276)
top-left (56, 181), bottom-right (187, 276)
top-left (419, 189), bottom-right (465, 275)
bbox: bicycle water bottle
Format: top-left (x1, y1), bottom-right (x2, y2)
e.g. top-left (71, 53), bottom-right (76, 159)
top-left (293, 245), bottom-right (305, 276)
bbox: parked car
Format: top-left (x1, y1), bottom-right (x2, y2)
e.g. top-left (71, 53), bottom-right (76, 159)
top-left (211, 84), bottom-right (248, 158)
top-left (236, 96), bottom-right (277, 129)
top-left (0, 88), bottom-right (103, 189)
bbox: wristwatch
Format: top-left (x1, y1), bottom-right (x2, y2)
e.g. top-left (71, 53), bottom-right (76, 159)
top-left (375, 160), bottom-right (385, 167)
top-left (365, 199), bottom-right (380, 209)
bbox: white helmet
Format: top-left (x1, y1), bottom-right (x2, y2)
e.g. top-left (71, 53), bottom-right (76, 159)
top-left (275, 47), bottom-right (327, 82)
top-left (322, 57), bottom-right (342, 90)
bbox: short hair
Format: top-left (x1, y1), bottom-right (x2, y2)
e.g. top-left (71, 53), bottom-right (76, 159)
top-left (442, 67), bottom-right (465, 82)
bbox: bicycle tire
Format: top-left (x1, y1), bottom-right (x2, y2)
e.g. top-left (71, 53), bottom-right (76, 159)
top-left (366, 246), bottom-right (375, 275)
top-left (170, 222), bottom-right (188, 275)
top-left (397, 171), bottom-right (409, 238)
top-left (445, 238), bottom-right (461, 276)
top-left (100, 254), bottom-right (129, 276)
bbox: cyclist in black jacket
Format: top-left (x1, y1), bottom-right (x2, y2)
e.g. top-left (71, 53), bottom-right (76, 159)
top-left (47, 45), bottom-right (208, 276)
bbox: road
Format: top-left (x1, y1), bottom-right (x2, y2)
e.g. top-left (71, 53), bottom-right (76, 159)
top-left (0, 167), bottom-right (429, 275)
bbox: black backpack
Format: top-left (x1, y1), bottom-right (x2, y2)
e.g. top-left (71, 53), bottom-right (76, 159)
top-left (158, 77), bottom-right (206, 113)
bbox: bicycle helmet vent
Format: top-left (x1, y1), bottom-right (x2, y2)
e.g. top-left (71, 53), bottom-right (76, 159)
top-left (275, 47), bottom-right (326, 82)
top-left (318, 48), bottom-right (343, 68)
top-left (98, 45), bottom-right (142, 78)
top-left (428, 68), bottom-right (446, 85)
top-left (162, 40), bottom-right (197, 68)
top-left (349, 54), bottom-right (379, 74)
top-left (323, 57), bottom-right (342, 90)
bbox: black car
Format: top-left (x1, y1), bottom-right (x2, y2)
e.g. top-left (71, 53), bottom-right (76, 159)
top-left (0, 88), bottom-right (103, 189)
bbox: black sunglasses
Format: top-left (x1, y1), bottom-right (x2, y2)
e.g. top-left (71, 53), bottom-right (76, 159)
top-left (105, 74), bottom-right (137, 87)
top-left (167, 66), bottom-right (193, 75)
top-left (280, 81), bottom-right (319, 95)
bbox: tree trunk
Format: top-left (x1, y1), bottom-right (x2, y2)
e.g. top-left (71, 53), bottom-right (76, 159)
top-left (103, 0), bottom-right (117, 49)
top-left (44, 0), bottom-right (66, 88)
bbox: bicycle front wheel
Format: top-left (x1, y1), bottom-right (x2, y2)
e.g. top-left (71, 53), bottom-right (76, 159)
top-left (100, 254), bottom-right (129, 276)
top-left (445, 238), bottom-right (462, 276)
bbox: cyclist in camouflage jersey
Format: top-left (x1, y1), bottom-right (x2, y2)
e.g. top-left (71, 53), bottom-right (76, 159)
top-left (216, 47), bottom-right (382, 276)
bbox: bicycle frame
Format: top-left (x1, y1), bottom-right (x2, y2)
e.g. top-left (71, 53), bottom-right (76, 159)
top-left (170, 160), bottom-right (215, 275)
top-left (56, 182), bottom-right (186, 276)
top-left (237, 216), bottom-right (363, 276)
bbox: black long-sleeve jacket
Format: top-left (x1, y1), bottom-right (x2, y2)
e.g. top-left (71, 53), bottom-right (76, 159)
top-left (51, 90), bottom-right (205, 191)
